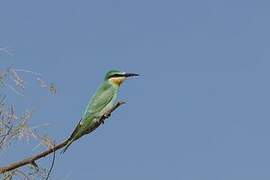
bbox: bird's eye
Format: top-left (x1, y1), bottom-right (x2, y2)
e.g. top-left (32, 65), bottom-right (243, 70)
top-left (109, 74), bottom-right (124, 78)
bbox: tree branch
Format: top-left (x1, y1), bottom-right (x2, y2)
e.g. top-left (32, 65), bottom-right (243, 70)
top-left (45, 145), bottom-right (56, 180)
top-left (0, 124), bottom-right (13, 148)
top-left (0, 101), bottom-right (125, 174)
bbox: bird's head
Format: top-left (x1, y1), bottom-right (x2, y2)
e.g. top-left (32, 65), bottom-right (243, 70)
top-left (105, 70), bottom-right (139, 86)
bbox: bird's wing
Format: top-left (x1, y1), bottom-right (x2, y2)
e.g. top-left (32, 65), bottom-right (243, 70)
top-left (83, 82), bottom-right (115, 119)
top-left (67, 83), bottom-right (114, 141)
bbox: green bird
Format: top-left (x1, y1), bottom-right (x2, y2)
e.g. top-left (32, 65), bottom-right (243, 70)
top-left (62, 70), bottom-right (139, 153)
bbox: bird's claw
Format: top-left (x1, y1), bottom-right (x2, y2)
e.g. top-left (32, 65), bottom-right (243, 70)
top-left (99, 113), bottom-right (111, 124)
top-left (118, 101), bottom-right (126, 105)
top-left (100, 119), bottom-right (105, 124)
top-left (103, 113), bottom-right (111, 118)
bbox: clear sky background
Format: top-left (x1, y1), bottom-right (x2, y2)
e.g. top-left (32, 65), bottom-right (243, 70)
top-left (1, 0), bottom-right (270, 179)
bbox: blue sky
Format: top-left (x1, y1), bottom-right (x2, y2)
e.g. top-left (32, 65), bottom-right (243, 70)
top-left (1, 0), bottom-right (270, 179)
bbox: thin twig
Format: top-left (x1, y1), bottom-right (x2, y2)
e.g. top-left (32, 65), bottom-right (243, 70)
top-left (14, 169), bottom-right (31, 180)
top-left (14, 69), bottom-right (42, 76)
top-left (0, 101), bottom-right (125, 174)
top-left (2, 82), bottom-right (24, 96)
top-left (0, 124), bottom-right (13, 148)
top-left (45, 145), bottom-right (56, 180)
top-left (0, 47), bottom-right (13, 56)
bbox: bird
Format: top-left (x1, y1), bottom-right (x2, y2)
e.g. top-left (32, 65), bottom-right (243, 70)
top-left (61, 70), bottom-right (139, 153)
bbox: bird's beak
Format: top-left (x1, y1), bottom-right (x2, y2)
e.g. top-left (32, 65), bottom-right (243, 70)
top-left (124, 73), bottom-right (140, 77)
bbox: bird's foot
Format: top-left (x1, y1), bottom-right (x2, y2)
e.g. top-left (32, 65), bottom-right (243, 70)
top-left (100, 119), bottom-right (105, 124)
top-left (103, 113), bottom-right (111, 118)
top-left (99, 113), bottom-right (111, 124)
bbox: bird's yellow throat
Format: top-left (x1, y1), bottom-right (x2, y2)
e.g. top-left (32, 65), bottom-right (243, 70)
top-left (109, 77), bottom-right (126, 86)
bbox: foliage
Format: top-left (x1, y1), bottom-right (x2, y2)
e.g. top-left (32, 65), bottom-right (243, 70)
top-left (0, 53), bottom-right (57, 179)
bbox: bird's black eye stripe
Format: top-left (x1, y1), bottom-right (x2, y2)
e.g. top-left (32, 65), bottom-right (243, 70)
top-left (109, 74), bottom-right (125, 78)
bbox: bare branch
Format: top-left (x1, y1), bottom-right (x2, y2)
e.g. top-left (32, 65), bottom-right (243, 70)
top-left (14, 69), bottom-right (42, 76)
top-left (0, 124), bottom-right (13, 148)
top-left (45, 145), bottom-right (56, 180)
top-left (0, 101), bottom-right (125, 174)
top-left (14, 169), bottom-right (31, 180)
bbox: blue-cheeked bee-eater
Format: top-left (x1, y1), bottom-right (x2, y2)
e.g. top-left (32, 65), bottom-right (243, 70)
top-left (62, 70), bottom-right (139, 153)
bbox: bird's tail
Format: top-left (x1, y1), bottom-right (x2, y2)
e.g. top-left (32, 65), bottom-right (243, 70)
top-left (61, 140), bottom-right (73, 154)
top-left (61, 119), bottom-right (82, 154)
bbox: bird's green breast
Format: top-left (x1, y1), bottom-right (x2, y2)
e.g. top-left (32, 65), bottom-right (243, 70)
top-left (82, 80), bottom-right (119, 120)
